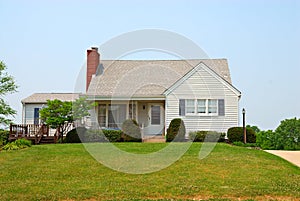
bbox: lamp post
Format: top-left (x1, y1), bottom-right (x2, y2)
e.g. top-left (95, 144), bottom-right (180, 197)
top-left (242, 108), bottom-right (246, 144)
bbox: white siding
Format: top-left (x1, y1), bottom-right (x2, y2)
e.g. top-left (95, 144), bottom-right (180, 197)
top-left (23, 103), bottom-right (45, 124)
top-left (165, 66), bottom-right (239, 136)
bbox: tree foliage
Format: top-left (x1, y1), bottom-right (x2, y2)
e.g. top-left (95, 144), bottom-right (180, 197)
top-left (39, 97), bottom-right (93, 137)
top-left (39, 99), bottom-right (73, 137)
top-left (0, 61), bottom-right (18, 126)
top-left (72, 96), bottom-right (95, 124)
top-left (256, 118), bottom-right (300, 150)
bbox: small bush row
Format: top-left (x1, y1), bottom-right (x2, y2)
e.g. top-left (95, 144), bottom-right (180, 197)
top-left (65, 119), bottom-right (143, 143)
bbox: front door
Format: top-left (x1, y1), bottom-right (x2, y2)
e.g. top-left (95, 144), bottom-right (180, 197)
top-left (144, 103), bottom-right (164, 135)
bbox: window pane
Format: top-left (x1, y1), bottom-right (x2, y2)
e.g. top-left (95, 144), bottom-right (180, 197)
top-left (108, 104), bottom-right (126, 128)
top-left (197, 99), bottom-right (206, 114)
top-left (186, 99), bottom-right (195, 113)
top-left (208, 100), bottom-right (217, 114)
top-left (151, 106), bottom-right (160, 125)
top-left (129, 103), bottom-right (136, 120)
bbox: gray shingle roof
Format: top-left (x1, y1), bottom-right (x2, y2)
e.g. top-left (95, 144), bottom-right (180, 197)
top-left (22, 93), bottom-right (80, 104)
top-left (87, 59), bottom-right (232, 97)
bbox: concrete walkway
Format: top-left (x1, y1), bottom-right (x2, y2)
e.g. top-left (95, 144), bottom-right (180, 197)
top-left (265, 150), bottom-right (300, 168)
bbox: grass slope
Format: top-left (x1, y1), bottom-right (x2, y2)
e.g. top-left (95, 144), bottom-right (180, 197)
top-left (0, 143), bottom-right (299, 201)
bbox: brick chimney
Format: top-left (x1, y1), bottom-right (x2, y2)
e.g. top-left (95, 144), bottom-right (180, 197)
top-left (86, 47), bottom-right (100, 92)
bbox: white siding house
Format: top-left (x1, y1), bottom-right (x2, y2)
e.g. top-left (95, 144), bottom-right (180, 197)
top-left (21, 48), bottom-right (241, 139)
top-left (85, 47), bottom-right (241, 137)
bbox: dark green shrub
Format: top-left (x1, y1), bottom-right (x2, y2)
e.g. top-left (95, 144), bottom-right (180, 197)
top-left (256, 118), bottom-right (300, 150)
top-left (166, 118), bottom-right (186, 142)
top-left (227, 127), bottom-right (256, 143)
top-left (65, 127), bottom-right (87, 143)
top-left (103, 129), bottom-right (123, 142)
top-left (0, 129), bottom-right (9, 145)
top-left (122, 119), bottom-right (142, 142)
top-left (85, 129), bottom-right (106, 142)
top-left (256, 130), bottom-right (276, 150)
top-left (189, 131), bottom-right (226, 142)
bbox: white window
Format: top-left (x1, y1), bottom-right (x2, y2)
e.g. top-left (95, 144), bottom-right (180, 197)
top-left (186, 99), bottom-right (195, 114)
top-left (197, 99), bottom-right (206, 114)
top-left (208, 100), bottom-right (218, 114)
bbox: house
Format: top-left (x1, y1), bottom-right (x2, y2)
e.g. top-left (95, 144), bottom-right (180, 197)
top-left (21, 93), bottom-right (80, 125)
top-left (85, 47), bottom-right (241, 137)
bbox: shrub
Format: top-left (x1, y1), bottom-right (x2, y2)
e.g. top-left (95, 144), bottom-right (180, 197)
top-left (2, 138), bottom-right (31, 151)
top-left (227, 127), bottom-right (256, 143)
top-left (15, 138), bottom-right (32, 148)
top-left (189, 131), bottom-right (226, 142)
top-left (84, 129), bottom-right (107, 142)
top-left (122, 119), bottom-right (142, 142)
top-left (0, 129), bottom-right (9, 145)
top-left (256, 130), bottom-right (277, 150)
top-left (256, 118), bottom-right (300, 150)
top-left (2, 142), bottom-right (19, 151)
top-left (166, 118), bottom-right (186, 142)
top-left (103, 129), bottom-right (123, 142)
top-left (65, 128), bottom-right (85, 143)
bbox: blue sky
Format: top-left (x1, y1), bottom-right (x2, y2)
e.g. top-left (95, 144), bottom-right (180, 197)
top-left (1, 0), bottom-right (299, 130)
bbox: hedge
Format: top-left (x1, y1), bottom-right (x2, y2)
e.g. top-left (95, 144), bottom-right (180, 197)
top-left (189, 131), bottom-right (226, 142)
top-left (166, 118), bottom-right (186, 142)
top-left (227, 127), bottom-right (256, 143)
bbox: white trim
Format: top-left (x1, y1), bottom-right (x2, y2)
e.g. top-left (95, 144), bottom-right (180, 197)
top-left (185, 99), bottom-right (219, 117)
top-left (164, 62), bottom-right (241, 96)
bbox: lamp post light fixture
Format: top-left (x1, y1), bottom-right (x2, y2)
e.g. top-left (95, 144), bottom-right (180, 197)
top-left (242, 108), bottom-right (246, 144)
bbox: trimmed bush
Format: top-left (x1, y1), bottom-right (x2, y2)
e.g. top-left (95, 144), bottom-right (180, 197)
top-left (166, 118), bottom-right (186, 142)
top-left (84, 129), bottom-right (106, 142)
top-left (103, 129), bottom-right (123, 142)
top-left (65, 127), bottom-right (86, 143)
top-left (189, 131), bottom-right (226, 142)
top-left (227, 127), bottom-right (256, 143)
top-left (122, 119), bottom-right (142, 142)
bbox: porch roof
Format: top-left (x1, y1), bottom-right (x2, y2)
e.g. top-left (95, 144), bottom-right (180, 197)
top-left (87, 59), bottom-right (231, 97)
top-left (22, 93), bottom-right (80, 104)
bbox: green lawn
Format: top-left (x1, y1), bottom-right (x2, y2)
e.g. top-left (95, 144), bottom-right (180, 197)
top-left (0, 143), bottom-right (299, 201)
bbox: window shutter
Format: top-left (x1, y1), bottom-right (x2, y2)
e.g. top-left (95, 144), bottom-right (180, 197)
top-left (179, 99), bottom-right (185, 116)
top-left (218, 99), bottom-right (225, 116)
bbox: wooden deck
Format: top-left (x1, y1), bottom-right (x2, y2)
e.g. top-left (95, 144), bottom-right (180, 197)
top-left (9, 124), bottom-right (59, 144)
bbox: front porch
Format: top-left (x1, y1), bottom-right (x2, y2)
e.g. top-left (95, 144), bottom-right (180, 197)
top-left (94, 100), bottom-right (166, 137)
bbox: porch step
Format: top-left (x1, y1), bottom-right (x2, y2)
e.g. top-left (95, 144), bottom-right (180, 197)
top-left (39, 136), bottom-right (56, 144)
top-left (143, 135), bottom-right (166, 143)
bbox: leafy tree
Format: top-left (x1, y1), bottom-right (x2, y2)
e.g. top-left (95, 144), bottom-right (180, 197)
top-left (246, 125), bottom-right (261, 134)
top-left (256, 118), bottom-right (300, 150)
top-left (39, 97), bottom-right (93, 141)
top-left (0, 61), bottom-right (18, 126)
top-left (72, 96), bottom-right (95, 126)
top-left (39, 99), bottom-right (73, 140)
top-left (275, 118), bottom-right (300, 150)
